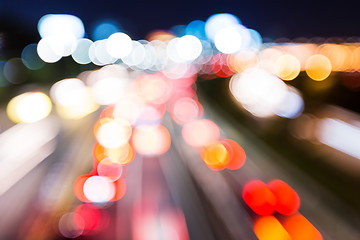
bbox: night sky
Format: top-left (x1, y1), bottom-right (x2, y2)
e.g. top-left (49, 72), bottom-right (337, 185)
top-left (1, 0), bottom-right (360, 41)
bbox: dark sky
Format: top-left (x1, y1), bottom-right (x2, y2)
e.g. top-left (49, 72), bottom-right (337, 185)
top-left (1, 0), bottom-right (360, 40)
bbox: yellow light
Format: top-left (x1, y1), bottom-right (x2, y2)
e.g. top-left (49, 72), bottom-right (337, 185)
top-left (275, 54), bottom-right (301, 81)
top-left (254, 216), bottom-right (292, 240)
top-left (305, 54), bottom-right (332, 81)
top-left (7, 92), bottom-right (52, 123)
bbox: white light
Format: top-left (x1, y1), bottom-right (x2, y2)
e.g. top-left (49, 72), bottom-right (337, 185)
top-left (96, 119), bottom-right (132, 148)
top-left (230, 68), bottom-right (288, 117)
top-left (94, 40), bottom-right (117, 65)
top-left (90, 77), bottom-right (129, 105)
top-left (83, 176), bottom-right (115, 203)
top-left (205, 13), bottom-right (241, 41)
top-left (274, 87), bottom-right (304, 119)
top-left (50, 78), bottom-right (86, 106)
top-left (214, 26), bottom-right (243, 54)
top-left (71, 38), bottom-right (93, 64)
top-left (122, 41), bottom-right (146, 67)
top-left (37, 37), bottom-right (63, 63)
top-left (38, 14), bottom-right (85, 39)
top-left (106, 32), bottom-right (132, 58)
top-left (13, 92), bottom-right (52, 123)
top-left (176, 35), bottom-right (202, 61)
top-left (317, 118), bottom-right (360, 159)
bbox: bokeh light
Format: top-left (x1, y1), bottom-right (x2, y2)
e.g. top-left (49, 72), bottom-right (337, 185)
top-left (282, 213), bottom-right (323, 240)
top-left (221, 139), bottom-right (246, 170)
top-left (21, 44), bottom-right (45, 70)
top-left (97, 158), bottom-right (123, 181)
top-left (268, 179), bottom-right (300, 215)
top-left (83, 176), bottom-right (115, 203)
top-left (275, 54), bottom-right (301, 81)
top-left (205, 13), bottom-right (241, 41)
top-left (182, 119), bottom-right (220, 147)
top-left (305, 54), bottom-right (332, 81)
top-left (230, 68), bottom-right (288, 117)
top-left (7, 92), bottom-right (52, 123)
top-left (132, 124), bottom-right (171, 156)
top-left (242, 180), bottom-right (276, 216)
top-left (106, 32), bottom-right (133, 58)
top-left (95, 118), bottom-right (132, 149)
top-left (254, 216), bottom-right (292, 240)
top-left (201, 141), bottom-right (229, 170)
top-left (71, 38), bottom-right (93, 64)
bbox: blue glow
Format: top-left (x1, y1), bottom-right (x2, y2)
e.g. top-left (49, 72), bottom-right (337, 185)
top-left (92, 21), bottom-right (121, 41)
top-left (170, 25), bottom-right (186, 37)
top-left (21, 44), bottom-right (45, 70)
top-left (248, 29), bottom-right (263, 50)
top-left (185, 20), bottom-right (207, 40)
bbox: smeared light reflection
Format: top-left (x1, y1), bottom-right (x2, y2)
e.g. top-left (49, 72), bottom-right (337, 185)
top-left (230, 68), bottom-right (288, 117)
top-left (268, 179), bottom-right (300, 215)
top-left (274, 86), bottom-right (304, 119)
top-left (7, 92), bottom-right (52, 123)
top-left (83, 176), bottom-right (115, 203)
top-left (316, 118), bottom-right (360, 159)
top-left (282, 213), bottom-right (323, 240)
top-left (254, 216), bottom-right (292, 240)
top-left (242, 180), bottom-right (276, 216)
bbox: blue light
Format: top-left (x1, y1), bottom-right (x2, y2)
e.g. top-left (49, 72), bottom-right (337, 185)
top-left (92, 21), bottom-right (122, 41)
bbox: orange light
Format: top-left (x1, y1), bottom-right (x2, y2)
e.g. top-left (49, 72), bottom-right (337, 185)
top-left (282, 213), bottom-right (323, 240)
top-left (221, 139), bottom-right (246, 170)
top-left (305, 54), bottom-right (332, 81)
top-left (275, 54), bottom-right (301, 81)
top-left (93, 143), bottom-right (106, 163)
top-left (268, 179), bottom-right (300, 215)
top-left (201, 141), bottom-right (229, 171)
top-left (242, 180), bottom-right (276, 216)
top-left (182, 119), bottom-right (220, 147)
top-left (111, 177), bottom-right (127, 201)
top-left (99, 105), bottom-right (115, 119)
top-left (254, 216), bottom-right (292, 240)
top-left (74, 174), bottom-right (91, 202)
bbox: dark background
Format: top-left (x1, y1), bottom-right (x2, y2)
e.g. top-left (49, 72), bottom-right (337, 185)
top-left (1, 0), bottom-right (360, 41)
